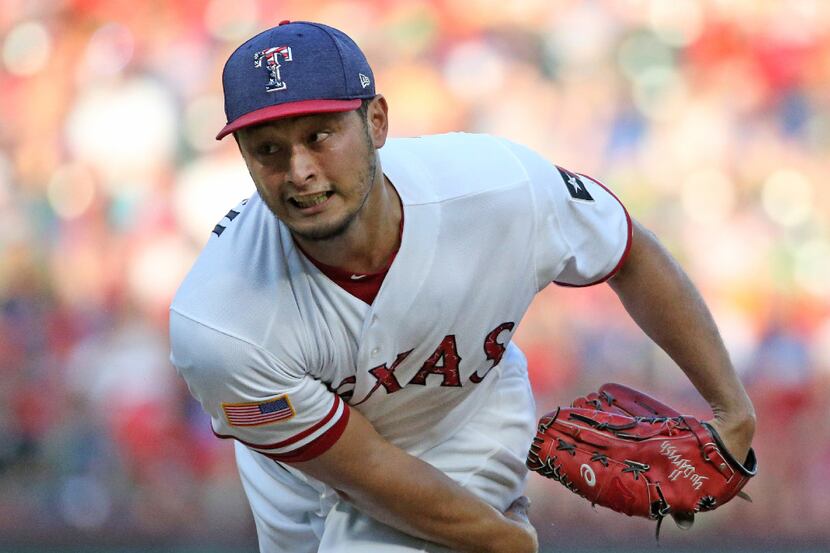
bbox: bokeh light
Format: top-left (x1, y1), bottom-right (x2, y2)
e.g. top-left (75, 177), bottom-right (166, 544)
top-left (47, 163), bottom-right (96, 220)
top-left (205, 0), bottom-right (260, 41)
top-left (381, 62), bottom-right (464, 135)
top-left (647, 0), bottom-right (704, 46)
top-left (617, 31), bottom-right (675, 82)
top-left (2, 20), bottom-right (50, 76)
top-left (814, 316), bottom-right (830, 375)
top-left (670, 104), bottom-right (731, 169)
top-left (442, 40), bottom-right (506, 101)
top-left (681, 168), bottom-right (736, 226)
top-left (65, 77), bottom-right (178, 185)
top-left (631, 65), bottom-right (688, 121)
top-left (128, 234), bottom-right (195, 310)
top-left (173, 157), bottom-right (254, 243)
top-left (78, 22), bottom-right (135, 80)
top-left (59, 475), bottom-right (112, 529)
top-left (0, 153), bottom-right (12, 209)
top-left (761, 169), bottom-right (814, 228)
top-left (794, 239), bottom-right (830, 297)
top-left (544, 3), bottom-right (617, 71)
top-left (184, 94), bottom-right (227, 152)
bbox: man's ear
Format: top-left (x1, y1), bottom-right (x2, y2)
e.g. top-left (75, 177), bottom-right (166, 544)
top-left (366, 95), bottom-right (389, 149)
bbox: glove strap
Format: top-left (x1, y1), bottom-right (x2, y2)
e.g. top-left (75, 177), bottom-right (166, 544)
top-left (700, 422), bottom-right (758, 477)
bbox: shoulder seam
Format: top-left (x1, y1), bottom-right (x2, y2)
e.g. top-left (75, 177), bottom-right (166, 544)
top-left (170, 307), bottom-right (289, 371)
top-left (490, 137), bottom-right (553, 292)
top-left (392, 134), bottom-right (531, 207)
top-left (407, 177), bottom-right (529, 207)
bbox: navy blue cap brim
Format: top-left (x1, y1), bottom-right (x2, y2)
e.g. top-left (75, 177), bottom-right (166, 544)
top-left (216, 98), bottom-right (363, 140)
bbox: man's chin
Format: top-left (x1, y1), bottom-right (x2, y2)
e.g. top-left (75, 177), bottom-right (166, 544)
top-left (288, 216), bottom-right (354, 242)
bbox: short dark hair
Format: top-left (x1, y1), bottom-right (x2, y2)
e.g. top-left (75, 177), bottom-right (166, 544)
top-left (357, 97), bottom-right (373, 122)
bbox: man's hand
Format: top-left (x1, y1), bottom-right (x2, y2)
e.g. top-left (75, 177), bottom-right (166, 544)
top-left (707, 410), bottom-right (756, 466)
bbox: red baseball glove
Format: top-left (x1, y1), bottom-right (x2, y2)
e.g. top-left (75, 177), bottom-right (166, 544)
top-left (527, 383), bottom-right (757, 537)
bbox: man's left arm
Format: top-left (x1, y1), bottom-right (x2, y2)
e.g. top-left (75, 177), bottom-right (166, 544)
top-left (608, 219), bottom-right (756, 462)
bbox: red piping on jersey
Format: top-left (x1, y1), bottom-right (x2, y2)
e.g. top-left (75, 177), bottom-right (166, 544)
top-left (554, 173), bottom-right (633, 288)
top-left (293, 185), bottom-right (404, 305)
top-left (303, 251), bottom-right (396, 305)
top-left (213, 395), bottom-right (347, 451)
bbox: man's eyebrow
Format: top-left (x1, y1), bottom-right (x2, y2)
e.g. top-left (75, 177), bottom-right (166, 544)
top-left (243, 121), bottom-right (289, 136)
top-left (305, 111), bottom-right (348, 125)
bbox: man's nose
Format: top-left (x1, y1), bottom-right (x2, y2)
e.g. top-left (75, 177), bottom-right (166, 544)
top-left (286, 146), bottom-right (317, 187)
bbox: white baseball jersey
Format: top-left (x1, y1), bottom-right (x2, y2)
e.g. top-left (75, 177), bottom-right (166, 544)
top-left (170, 134), bottom-right (631, 553)
top-left (169, 132), bottom-right (631, 551)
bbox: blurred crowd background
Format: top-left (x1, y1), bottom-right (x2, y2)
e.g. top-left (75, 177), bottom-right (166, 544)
top-left (1, 0), bottom-right (829, 550)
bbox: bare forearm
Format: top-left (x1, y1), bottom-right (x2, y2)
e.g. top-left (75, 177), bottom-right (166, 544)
top-left (295, 409), bottom-right (536, 553)
top-left (341, 455), bottom-right (533, 553)
top-left (609, 222), bottom-right (755, 424)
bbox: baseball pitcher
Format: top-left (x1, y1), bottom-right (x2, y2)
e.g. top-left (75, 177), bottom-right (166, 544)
top-left (170, 21), bottom-right (756, 553)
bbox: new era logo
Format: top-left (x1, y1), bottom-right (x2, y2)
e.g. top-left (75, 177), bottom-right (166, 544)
top-left (359, 73), bottom-right (371, 88)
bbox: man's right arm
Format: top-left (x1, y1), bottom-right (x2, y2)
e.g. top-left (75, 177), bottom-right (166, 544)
top-left (292, 407), bottom-right (538, 553)
top-left (169, 311), bottom-right (533, 552)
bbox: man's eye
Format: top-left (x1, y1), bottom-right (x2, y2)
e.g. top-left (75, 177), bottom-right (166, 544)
top-left (310, 131), bottom-right (331, 143)
top-left (257, 143), bottom-right (281, 155)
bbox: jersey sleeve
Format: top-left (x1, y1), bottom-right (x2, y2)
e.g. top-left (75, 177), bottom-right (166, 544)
top-left (169, 309), bottom-right (349, 463)
top-left (500, 139), bottom-right (632, 290)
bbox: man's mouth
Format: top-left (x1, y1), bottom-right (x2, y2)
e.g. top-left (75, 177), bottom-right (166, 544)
top-left (289, 191), bottom-right (333, 209)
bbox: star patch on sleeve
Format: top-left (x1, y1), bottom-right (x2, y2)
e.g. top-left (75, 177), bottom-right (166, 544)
top-left (556, 166), bottom-right (594, 202)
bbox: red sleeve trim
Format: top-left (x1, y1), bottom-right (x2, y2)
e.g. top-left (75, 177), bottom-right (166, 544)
top-left (261, 406), bottom-right (350, 463)
top-left (213, 395), bottom-right (347, 450)
top-left (554, 174), bottom-right (633, 288)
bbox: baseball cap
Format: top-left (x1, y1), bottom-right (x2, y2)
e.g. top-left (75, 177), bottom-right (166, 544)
top-left (216, 20), bottom-right (376, 140)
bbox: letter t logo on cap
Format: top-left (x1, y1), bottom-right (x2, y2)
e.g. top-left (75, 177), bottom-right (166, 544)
top-left (254, 46), bottom-right (293, 92)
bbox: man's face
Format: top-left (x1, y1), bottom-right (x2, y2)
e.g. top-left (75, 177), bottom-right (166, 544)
top-left (236, 107), bottom-right (377, 241)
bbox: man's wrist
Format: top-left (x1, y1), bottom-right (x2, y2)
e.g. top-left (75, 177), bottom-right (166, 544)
top-left (714, 396), bottom-right (756, 428)
top-left (480, 517), bottom-right (537, 553)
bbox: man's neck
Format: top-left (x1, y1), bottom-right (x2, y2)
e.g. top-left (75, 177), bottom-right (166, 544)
top-left (293, 174), bottom-right (402, 274)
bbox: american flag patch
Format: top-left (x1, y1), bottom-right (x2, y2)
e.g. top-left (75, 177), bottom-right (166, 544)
top-left (222, 395), bottom-right (295, 427)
